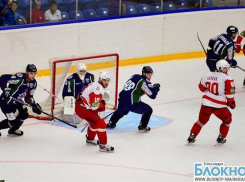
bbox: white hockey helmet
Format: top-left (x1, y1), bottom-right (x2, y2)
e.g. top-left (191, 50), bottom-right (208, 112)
top-left (216, 59), bottom-right (230, 72)
top-left (76, 63), bottom-right (87, 80)
top-left (99, 71), bottom-right (110, 80)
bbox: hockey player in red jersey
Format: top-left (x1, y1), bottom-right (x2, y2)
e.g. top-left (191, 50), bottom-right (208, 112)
top-left (187, 60), bottom-right (236, 144)
top-left (75, 71), bottom-right (114, 152)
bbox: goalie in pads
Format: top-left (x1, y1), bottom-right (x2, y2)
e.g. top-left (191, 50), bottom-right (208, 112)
top-left (75, 71), bottom-right (114, 152)
top-left (62, 63), bottom-right (94, 115)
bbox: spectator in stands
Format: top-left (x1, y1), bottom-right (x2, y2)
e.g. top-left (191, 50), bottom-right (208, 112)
top-left (28, 0), bottom-right (45, 24)
top-left (109, 0), bottom-right (126, 16)
top-left (45, 0), bottom-right (61, 22)
top-left (1, 0), bottom-right (27, 26)
top-left (2, 0), bottom-right (8, 6)
top-left (186, 0), bottom-right (203, 8)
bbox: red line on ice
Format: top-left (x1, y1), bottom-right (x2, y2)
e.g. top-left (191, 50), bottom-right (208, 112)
top-left (0, 160), bottom-right (193, 178)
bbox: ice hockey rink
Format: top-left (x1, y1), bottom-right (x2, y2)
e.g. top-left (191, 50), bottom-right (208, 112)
top-left (1, 55), bottom-right (245, 182)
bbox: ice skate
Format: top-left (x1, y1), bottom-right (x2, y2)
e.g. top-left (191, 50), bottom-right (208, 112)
top-left (216, 134), bottom-right (226, 145)
top-left (99, 144), bottom-right (114, 152)
top-left (106, 121), bottom-right (116, 129)
top-left (8, 128), bottom-right (24, 136)
top-left (86, 134), bottom-right (100, 145)
top-left (187, 133), bottom-right (196, 144)
top-left (138, 126), bottom-right (151, 132)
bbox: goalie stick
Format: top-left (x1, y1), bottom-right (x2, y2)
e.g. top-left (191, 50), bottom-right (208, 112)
top-left (197, 32), bottom-right (245, 72)
top-left (10, 96), bottom-right (79, 129)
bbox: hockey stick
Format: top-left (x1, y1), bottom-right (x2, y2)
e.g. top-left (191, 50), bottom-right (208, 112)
top-left (38, 84), bottom-right (62, 102)
top-left (197, 32), bottom-right (207, 56)
top-left (80, 111), bottom-right (115, 133)
top-left (197, 32), bottom-right (217, 72)
top-left (237, 66), bottom-right (245, 72)
top-left (10, 97), bottom-right (78, 129)
top-left (197, 32), bottom-right (245, 72)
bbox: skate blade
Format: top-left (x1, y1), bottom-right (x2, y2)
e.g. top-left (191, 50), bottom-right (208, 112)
top-left (185, 141), bottom-right (195, 146)
top-left (7, 134), bottom-right (23, 137)
top-left (86, 141), bottom-right (100, 146)
top-left (214, 142), bottom-right (225, 146)
top-left (99, 149), bottom-right (114, 153)
top-left (138, 130), bottom-right (150, 133)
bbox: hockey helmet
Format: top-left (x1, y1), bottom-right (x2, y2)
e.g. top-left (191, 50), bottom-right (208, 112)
top-left (216, 59), bottom-right (230, 72)
top-left (26, 64), bottom-right (37, 72)
top-left (99, 71), bottom-right (110, 80)
top-left (142, 66), bottom-right (153, 75)
top-left (227, 26), bottom-right (238, 36)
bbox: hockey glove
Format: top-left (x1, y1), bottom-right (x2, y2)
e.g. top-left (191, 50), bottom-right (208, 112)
top-left (153, 83), bottom-right (160, 88)
top-left (4, 87), bottom-right (11, 98)
top-left (227, 100), bottom-right (236, 109)
top-left (228, 60), bottom-right (237, 68)
top-left (98, 100), bottom-right (106, 112)
top-left (153, 83), bottom-right (160, 91)
top-left (77, 92), bottom-right (82, 101)
top-left (31, 103), bottom-right (42, 115)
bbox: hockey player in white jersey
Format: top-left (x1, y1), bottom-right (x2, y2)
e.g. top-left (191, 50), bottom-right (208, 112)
top-left (187, 60), bottom-right (236, 144)
top-left (75, 71), bottom-right (114, 152)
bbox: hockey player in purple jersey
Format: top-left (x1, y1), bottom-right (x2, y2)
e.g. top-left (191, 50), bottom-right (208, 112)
top-left (107, 66), bottom-right (160, 132)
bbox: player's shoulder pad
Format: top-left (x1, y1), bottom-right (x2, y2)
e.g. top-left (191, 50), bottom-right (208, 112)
top-left (224, 74), bottom-right (234, 81)
top-left (131, 74), bottom-right (141, 79)
top-left (67, 73), bottom-right (76, 80)
top-left (86, 72), bottom-right (94, 77)
top-left (92, 81), bottom-right (104, 92)
top-left (16, 72), bottom-right (24, 78)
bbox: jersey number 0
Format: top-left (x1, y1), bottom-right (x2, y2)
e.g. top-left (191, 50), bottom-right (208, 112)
top-left (206, 82), bottom-right (219, 95)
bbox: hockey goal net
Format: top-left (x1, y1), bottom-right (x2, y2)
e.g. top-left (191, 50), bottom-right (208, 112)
top-left (29, 54), bottom-right (119, 123)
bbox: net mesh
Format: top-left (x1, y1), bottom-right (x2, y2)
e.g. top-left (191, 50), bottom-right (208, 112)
top-left (29, 54), bottom-right (119, 123)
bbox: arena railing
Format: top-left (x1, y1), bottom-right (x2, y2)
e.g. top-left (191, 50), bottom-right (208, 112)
top-left (0, 0), bottom-right (244, 29)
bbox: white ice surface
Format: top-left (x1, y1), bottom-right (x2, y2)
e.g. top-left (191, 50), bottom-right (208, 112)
top-left (1, 56), bottom-right (245, 182)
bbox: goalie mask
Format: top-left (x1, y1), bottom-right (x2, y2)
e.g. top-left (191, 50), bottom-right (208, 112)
top-left (76, 63), bottom-right (87, 80)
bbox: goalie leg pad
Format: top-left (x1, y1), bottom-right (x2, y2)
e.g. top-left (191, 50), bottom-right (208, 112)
top-left (64, 96), bottom-right (75, 115)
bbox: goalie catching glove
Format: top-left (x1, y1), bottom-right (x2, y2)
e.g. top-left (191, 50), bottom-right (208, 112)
top-left (31, 103), bottom-right (42, 115)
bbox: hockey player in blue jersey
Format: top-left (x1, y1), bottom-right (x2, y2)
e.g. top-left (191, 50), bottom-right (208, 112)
top-left (107, 66), bottom-right (160, 132)
top-left (0, 64), bottom-right (42, 136)
top-left (62, 63), bottom-right (94, 100)
top-left (206, 26), bottom-right (238, 71)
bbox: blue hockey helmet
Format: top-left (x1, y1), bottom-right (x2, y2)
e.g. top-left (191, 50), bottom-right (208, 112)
top-left (142, 66), bottom-right (153, 75)
top-left (227, 26), bottom-right (238, 36)
top-left (26, 64), bottom-right (37, 72)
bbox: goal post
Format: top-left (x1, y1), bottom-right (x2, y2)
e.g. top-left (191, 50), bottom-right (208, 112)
top-left (29, 53), bottom-right (119, 123)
